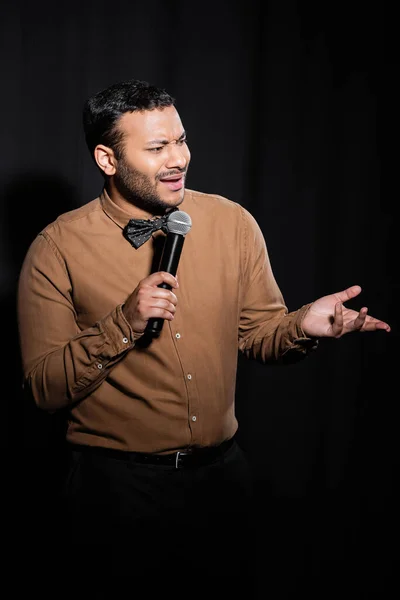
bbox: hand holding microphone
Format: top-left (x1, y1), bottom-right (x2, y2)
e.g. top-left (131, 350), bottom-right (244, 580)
top-left (122, 210), bottom-right (192, 337)
top-left (146, 210), bottom-right (192, 336)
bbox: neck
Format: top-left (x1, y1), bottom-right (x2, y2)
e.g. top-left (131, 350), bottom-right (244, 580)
top-left (105, 182), bottom-right (157, 220)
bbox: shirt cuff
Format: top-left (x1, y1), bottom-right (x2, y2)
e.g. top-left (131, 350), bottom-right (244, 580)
top-left (286, 303), bottom-right (319, 355)
top-left (97, 304), bottom-right (137, 358)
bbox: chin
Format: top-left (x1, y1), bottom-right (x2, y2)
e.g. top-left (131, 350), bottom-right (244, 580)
top-left (163, 193), bottom-right (185, 208)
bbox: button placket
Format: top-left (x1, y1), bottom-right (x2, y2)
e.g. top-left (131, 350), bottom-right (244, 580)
top-left (170, 324), bottom-right (199, 441)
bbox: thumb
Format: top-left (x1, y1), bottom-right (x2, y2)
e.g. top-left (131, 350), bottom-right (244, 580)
top-left (335, 285), bottom-right (362, 303)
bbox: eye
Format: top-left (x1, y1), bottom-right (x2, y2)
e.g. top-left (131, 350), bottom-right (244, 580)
top-left (178, 138), bottom-right (187, 145)
top-left (149, 146), bottom-right (164, 153)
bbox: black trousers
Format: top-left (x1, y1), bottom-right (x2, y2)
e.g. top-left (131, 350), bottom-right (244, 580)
top-left (62, 437), bottom-right (256, 599)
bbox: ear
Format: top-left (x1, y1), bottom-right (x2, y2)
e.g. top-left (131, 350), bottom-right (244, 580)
top-left (94, 144), bottom-right (117, 176)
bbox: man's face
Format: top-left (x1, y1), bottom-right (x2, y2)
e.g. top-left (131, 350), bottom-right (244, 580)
top-left (112, 106), bottom-right (191, 214)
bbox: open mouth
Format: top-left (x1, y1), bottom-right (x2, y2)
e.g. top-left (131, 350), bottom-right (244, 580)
top-left (159, 175), bottom-right (184, 191)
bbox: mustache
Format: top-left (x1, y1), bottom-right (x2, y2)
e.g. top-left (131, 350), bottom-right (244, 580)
top-left (156, 168), bottom-right (187, 181)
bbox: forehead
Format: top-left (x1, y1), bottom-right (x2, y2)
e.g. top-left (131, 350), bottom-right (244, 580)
top-left (118, 106), bottom-right (184, 143)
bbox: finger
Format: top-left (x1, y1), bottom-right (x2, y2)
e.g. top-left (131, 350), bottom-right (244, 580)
top-left (135, 289), bottom-right (177, 317)
top-left (151, 289), bottom-right (178, 305)
top-left (334, 285), bottom-right (362, 303)
top-left (332, 301), bottom-right (343, 336)
top-left (147, 306), bottom-right (176, 321)
top-left (373, 321), bottom-right (391, 332)
top-left (149, 297), bottom-right (177, 314)
top-left (136, 296), bottom-right (177, 321)
top-left (361, 316), bottom-right (391, 332)
top-left (352, 306), bottom-right (368, 330)
top-left (144, 272), bottom-right (179, 288)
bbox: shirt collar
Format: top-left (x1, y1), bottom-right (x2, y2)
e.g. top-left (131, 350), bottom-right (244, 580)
top-left (99, 187), bottom-right (191, 230)
top-left (100, 187), bottom-right (133, 230)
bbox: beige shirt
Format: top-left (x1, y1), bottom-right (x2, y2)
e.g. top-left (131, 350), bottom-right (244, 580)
top-left (17, 188), bottom-right (317, 453)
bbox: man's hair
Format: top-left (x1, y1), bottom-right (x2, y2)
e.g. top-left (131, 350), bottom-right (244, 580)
top-left (82, 79), bottom-right (175, 160)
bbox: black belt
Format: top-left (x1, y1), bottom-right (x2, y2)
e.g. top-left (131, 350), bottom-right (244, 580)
top-left (69, 437), bottom-right (235, 469)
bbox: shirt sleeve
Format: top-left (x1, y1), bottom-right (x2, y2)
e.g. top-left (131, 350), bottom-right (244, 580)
top-left (17, 232), bottom-right (138, 411)
top-left (237, 206), bottom-right (318, 364)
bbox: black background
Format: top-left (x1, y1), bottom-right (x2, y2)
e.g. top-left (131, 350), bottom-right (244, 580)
top-left (1, 1), bottom-right (397, 598)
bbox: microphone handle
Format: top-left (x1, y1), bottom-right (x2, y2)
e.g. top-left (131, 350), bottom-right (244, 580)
top-left (146, 233), bottom-right (185, 336)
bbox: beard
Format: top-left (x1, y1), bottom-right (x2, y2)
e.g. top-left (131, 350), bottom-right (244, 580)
top-left (113, 154), bottom-right (187, 215)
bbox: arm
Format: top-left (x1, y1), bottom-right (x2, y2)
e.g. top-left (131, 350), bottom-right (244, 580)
top-left (237, 209), bottom-right (390, 363)
top-left (17, 233), bottom-right (179, 412)
top-left (17, 233), bottom-right (136, 411)
top-left (238, 208), bottom-right (317, 364)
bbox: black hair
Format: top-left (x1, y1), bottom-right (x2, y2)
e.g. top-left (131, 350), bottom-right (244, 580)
top-left (82, 79), bottom-right (175, 160)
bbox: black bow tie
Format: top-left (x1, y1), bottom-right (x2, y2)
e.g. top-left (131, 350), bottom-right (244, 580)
top-left (123, 210), bottom-right (177, 249)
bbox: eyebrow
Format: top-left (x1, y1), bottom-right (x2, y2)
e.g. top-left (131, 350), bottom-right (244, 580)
top-left (146, 131), bottom-right (186, 146)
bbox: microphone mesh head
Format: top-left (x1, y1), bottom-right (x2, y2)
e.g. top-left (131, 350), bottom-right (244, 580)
top-left (166, 210), bottom-right (192, 235)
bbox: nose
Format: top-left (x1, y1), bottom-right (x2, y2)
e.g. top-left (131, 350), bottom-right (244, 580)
top-left (165, 142), bottom-right (189, 170)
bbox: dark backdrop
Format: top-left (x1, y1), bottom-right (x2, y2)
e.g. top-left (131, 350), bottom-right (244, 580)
top-left (1, 1), bottom-right (396, 598)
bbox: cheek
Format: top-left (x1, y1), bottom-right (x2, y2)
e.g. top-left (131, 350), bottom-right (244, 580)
top-left (123, 149), bottom-right (161, 172)
top-left (134, 156), bottom-right (163, 178)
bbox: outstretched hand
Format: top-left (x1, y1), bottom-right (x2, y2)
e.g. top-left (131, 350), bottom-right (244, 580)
top-left (301, 285), bottom-right (391, 338)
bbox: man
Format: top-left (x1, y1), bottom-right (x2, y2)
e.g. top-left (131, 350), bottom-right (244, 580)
top-left (17, 79), bottom-right (390, 598)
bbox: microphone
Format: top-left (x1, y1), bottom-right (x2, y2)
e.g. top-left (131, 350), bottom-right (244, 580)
top-left (146, 210), bottom-right (192, 337)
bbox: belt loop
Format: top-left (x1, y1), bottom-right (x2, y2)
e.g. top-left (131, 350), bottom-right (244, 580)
top-left (175, 451), bottom-right (181, 469)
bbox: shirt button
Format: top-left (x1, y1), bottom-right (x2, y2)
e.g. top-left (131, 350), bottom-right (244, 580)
top-left (191, 416), bottom-right (197, 422)
top-left (187, 374), bottom-right (192, 380)
top-left (97, 363), bottom-right (103, 369)
top-left (175, 333), bottom-right (181, 339)
top-left (122, 337), bottom-right (129, 344)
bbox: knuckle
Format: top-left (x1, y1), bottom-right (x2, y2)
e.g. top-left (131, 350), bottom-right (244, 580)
top-left (137, 298), bottom-right (146, 312)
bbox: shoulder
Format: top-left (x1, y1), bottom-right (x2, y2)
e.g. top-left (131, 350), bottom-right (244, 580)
top-left (23, 197), bottom-right (104, 264)
top-left (42, 197), bottom-right (103, 235)
top-left (185, 188), bottom-right (239, 210)
top-left (184, 188), bottom-right (261, 232)
top-left (184, 188), bottom-right (254, 221)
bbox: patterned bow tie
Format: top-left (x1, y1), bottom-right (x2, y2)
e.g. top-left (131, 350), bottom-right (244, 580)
top-left (123, 210), bottom-right (177, 249)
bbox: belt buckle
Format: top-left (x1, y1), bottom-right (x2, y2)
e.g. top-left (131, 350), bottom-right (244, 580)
top-left (175, 450), bottom-right (190, 469)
